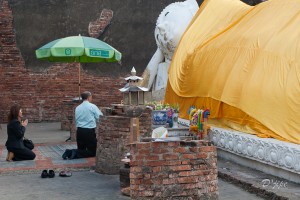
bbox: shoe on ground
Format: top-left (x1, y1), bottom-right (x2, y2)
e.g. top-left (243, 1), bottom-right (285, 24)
top-left (48, 170), bottom-right (55, 178)
top-left (59, 171), bottom-right (72, 177)
top-left (41, 170), bottom-right (48, 178)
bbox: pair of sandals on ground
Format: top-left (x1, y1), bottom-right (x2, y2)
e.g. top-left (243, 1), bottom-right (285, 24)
top-left (41, 169), bottom-right (72, 178)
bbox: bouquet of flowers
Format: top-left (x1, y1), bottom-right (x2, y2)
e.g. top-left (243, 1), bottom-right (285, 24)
top-left (146, 101), bottom-right (170, 111)
top-left (147, 101), bottom-right (180, 127)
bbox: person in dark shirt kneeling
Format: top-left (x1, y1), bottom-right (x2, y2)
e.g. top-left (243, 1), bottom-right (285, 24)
top-left (5, 105), bottom-right (36, 161)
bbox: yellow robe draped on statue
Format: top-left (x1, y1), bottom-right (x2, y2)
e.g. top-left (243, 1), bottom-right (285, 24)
top-left (165, 0), bottom-right (300, 144)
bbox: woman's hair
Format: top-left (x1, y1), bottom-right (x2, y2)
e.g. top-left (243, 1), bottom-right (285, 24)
top-left (8, 105), bottom-right (21, 122)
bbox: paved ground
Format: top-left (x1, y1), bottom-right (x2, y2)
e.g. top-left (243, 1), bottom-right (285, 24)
top-left (0, 170), bottom-right (263, 200)
top-left (0, 122), bottom-right (295, 199)
top-left (0, 171), bottom-right (128, 200)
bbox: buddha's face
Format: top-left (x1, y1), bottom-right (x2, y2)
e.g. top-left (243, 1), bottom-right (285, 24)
top-left (155, 0), bottom-right (198, 62)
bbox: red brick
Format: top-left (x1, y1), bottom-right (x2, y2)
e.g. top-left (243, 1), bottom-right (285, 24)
top-left (179, 171), bottom-right (193, 177)
top-left (130, 179), bottom-right (141, 185)
top-left (162, 178), bottom-right (175, 185)
top-left (135, 155), bottom-right (146, 160)
top-left (165, 160), bottom-right (182, 166)
top-left (141, 190), bottom-right (154, 197)
top-left (130, 166), bottom-right (142, 173)
top-left (154, 191), bottom-right (162, 197)
top-left (130, 173), bottom-right (143, 179)
top-left (141, 179), bottom-right (153, 185)
top-left (146, 160), bottom-right (168, 166)
top-left (130, 190), bottom-right (139, 196)
top-left (152, 148), bottom-right (170, 154)
top-left (147, 155), bottom-right (159, 160)
top-left (140, 185), bottom-right (153, 191)
top-left (152, 178), bottom-right (163, 185)
top-left (181, 183), bottom-right (197, 189)
top-left (144, 173), bottom-right (151, 179)
top-left (181, 154), bottom-right (196, 159)
top-left (151, 173), bottom-right (168, 179)
top-left (152, 166), bottom-right (162, 173)
top-left (130, 160), bottom-right (144, 166)
top-left (168, 173), bottom-right (178, 178)
top-left (137, 149), bottom-right (150, 155)
top-left (137, 142), bottom-right (151, 149)
top-left (192, 171), bottom-right (204, 176)
top-left (130, 184), bottom-right (139, 190)
top-left (169, 165), bottom-right (191, 171)
top-left (197, 182), bottom-right (204, 188)
top-left (173, 147), bottom-right (188, 153)
top-left (163, 153), bottom-right (178, 160)
top-left (175, 191), bottom-right (189, 196)
top-left (189, 147), bottom-right (200, 153)
top-left (151, 142), bottom-right (163, 148)
top-left (177, 176), bottom-right (198, 184)
top-left (196, 153), bottom-right (208, 159)
top-left (181, 160), bottom-right (190, 165)
top-left (200, 146), bottom-right (216, 152)
top-left (167, 141), bottom-right (180, 147)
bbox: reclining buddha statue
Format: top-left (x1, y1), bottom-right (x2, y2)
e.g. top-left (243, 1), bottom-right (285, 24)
top-left (140, 0), bottom-right (199, 93)
top-left (165, 0), bottom-right (300, 144)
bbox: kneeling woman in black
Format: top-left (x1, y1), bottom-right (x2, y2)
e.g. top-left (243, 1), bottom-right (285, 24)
top-left (5, 105), bottom-right (36, 161)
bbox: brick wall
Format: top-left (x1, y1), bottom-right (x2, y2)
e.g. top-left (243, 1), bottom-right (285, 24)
top-left (0, 0), bottom-right (123, 123)
top-left (88, 9), bottom-right (113, 38)
top-left (129, 141), bottom-right (218, 199)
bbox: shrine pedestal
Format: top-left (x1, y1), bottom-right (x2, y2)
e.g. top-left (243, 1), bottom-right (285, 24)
top-left (96, 115), bottom-right (131, 174)
top-left (95, 108), bottom-right (152, 175)
top-left (129, 140), bottom-right (219, 199)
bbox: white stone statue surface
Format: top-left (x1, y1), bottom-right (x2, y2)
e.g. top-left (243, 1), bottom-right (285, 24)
top-left (140, 0), bottom-right (199, 91)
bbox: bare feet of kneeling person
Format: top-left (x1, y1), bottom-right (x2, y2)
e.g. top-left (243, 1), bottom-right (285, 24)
top-left (6, 151), bottom-right (14, 162)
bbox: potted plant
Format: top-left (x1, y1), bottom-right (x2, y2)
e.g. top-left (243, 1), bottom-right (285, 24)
top-left (147, 101), bottom-right (169, 125)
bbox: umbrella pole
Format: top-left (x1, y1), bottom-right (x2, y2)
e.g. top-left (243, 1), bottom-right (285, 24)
top-left (78, 63), bottom-right (81, 100)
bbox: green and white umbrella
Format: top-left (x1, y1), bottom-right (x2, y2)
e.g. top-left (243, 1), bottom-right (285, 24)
top-left (36, 35), bottom-right (122, 98)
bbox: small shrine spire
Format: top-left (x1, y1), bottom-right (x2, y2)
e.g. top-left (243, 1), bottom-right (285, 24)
top-left (131, 67), bottom-right (136, 76)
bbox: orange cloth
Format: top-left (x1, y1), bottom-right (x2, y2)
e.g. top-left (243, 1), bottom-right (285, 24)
top-left (165, 0), bottom-right (300, 144)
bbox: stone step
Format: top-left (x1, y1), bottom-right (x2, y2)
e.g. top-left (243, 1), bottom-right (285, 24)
top-left (218, 158), bottom-right (300, 200)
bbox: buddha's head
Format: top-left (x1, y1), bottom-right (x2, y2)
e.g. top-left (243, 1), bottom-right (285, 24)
top-left (155, 0), bottom-right (198, 62)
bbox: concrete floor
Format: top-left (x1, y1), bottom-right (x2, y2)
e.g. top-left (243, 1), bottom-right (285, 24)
top-left (0, 122), bottom-right (265, 199)
top-left (0, 171), bottom-right (263, 200)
